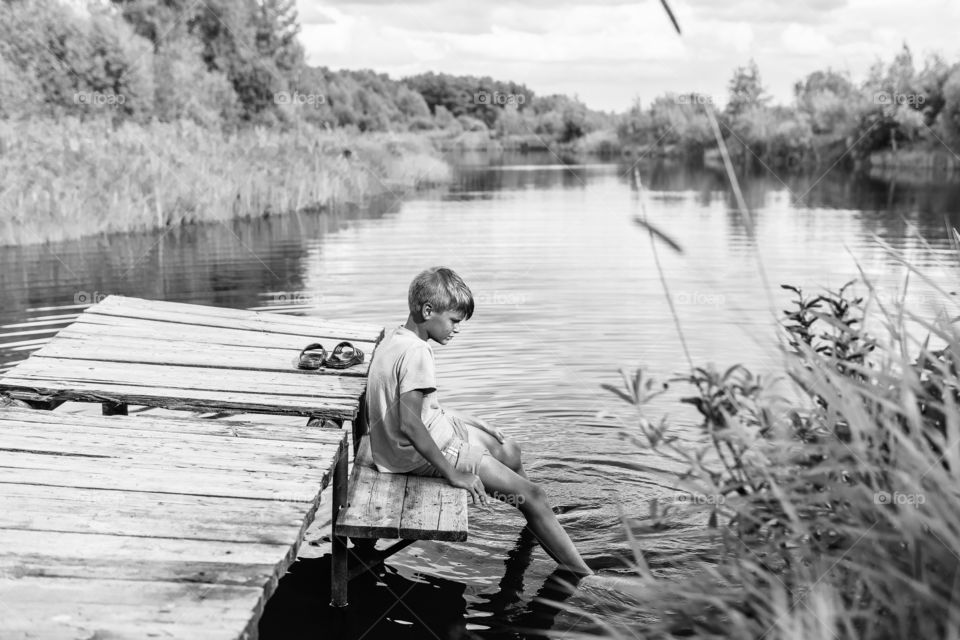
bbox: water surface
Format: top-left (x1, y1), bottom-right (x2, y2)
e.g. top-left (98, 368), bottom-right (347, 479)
top-left (2, 153), bottom-right (959, 638)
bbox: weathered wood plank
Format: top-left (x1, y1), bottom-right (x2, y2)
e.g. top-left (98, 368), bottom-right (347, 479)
top-left (0, 415), bottom-right (343, 461)
top-left (0, 529), bottom-right (296, 580)
top-left (0, 555), bottom-right (276, 587)
top-left (0, 453), bottom-right (327, 502)
top-left (0, 379), bottom-right (357, 419)
top-left (0, 407), bottom-right (346, 445)
top-left (89, 295), bottom-right (383, 342)
top-left (0, 434), bottom-right (335, 480)
top-left (58, 317), bottom-right (377, 357)
top-left (0, 577), bottom-right (263, 640)
top-left (0, 485), bottom-right (311, 544)
top-left (7, 357), bottom-right (365, 399)
top-left (34, 333), bottom-right (371, 377)
top-left (335, 437), bottom-right (407, 539)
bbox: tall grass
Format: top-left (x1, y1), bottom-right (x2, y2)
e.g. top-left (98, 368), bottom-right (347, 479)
top-left (0, 118), bottom-right (450, 245)
top-left (587, 271), bottom-right (960, 639)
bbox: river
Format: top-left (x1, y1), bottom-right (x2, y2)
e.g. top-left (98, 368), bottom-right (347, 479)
top-left (1, 151), bottom-right (958, 638)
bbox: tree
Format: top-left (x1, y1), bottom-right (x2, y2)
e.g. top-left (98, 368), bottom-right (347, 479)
top-left (725, 60), bottom-right (770, 119)
top-left (938, 66), bottom-right (960, 149)
top-left (794, 69), bottom-right (858, 136)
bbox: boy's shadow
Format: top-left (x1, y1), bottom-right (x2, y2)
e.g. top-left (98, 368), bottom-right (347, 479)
top-left (259, 531), bottom-right (586, 640)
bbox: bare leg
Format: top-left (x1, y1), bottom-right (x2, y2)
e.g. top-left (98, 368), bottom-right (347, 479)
top-left (464, 423), bottom-right (528, 479)
top-left (477, 455), bottom-right (591, 575)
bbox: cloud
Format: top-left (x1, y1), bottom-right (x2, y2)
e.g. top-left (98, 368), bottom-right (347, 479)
top-left (296, 0), bottom-right (960, 111)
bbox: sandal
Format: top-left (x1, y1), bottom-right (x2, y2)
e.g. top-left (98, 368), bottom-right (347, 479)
top-left (322, 341), bottom-right (365, 369)
top-left (296, 343), bottom-right (328, 370)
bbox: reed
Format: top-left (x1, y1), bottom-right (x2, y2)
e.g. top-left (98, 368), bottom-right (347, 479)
top-left (0, 118), bottom-right (450, 246)
top-left (587, 269), bottom-right (960, 639)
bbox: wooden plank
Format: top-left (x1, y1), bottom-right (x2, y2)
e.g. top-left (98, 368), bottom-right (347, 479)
top-left (0, 432), bottom-right (337, 478)
top-left (0, 408), bottom-right (344, 445)
top-left (58, 317), bottom-right (378, 357)
top-left (0, 453), bottom-right (327, 501)
top-left (0, 415), bottom-right (343, 461)
top-left (437, 478), bottom-right (469, 539)
top-left (0, 485), bottom-right (312, 544)
top-left (399, 474), bottom-right (468, 542)
top-left (0, 577), bottom-right (262, 640)
top-left (94, 294), bottom-right (384, 337)
top-left (0, 529), bottom-right (293, 571)
top-left (6, 357), bottom-right (366, 399)
top-left (0, 380), bottom-right (357, 419)
top-left (88, 295), bottom-right (383, 342)
top-left (34, 333), bottom-right (371, 377)
top-left (0, 555), bottom-right (276, 587)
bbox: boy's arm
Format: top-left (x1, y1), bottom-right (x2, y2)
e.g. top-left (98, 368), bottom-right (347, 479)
top-left (399, 390), bottom-right (488, 505)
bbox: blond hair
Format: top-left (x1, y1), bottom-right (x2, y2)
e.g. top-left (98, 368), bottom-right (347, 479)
top-left (408, 267), bottom-right (474, 319)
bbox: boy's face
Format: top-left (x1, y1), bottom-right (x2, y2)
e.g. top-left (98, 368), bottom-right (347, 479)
top-left (422, 305), bottom-right (465, 344)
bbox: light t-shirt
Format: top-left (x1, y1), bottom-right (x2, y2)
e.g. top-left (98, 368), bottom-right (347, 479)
top-left (366, 325), bottom-right (456, 472)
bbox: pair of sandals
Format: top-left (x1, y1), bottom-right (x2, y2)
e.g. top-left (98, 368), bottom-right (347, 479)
top-left (296, 341), bottom-right (365, 370)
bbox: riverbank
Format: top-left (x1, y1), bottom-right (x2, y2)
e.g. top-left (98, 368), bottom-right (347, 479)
top-left (0, 118), bottom-right (451, 246)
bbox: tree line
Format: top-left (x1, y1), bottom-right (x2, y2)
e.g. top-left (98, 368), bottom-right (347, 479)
top-left (0, 0), bottom-right (615, 144)
top-left (618, 46), bottom-right (960, 168)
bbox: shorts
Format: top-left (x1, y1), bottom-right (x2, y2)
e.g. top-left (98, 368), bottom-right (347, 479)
top-left (408, 414), bottom-right (490, 477)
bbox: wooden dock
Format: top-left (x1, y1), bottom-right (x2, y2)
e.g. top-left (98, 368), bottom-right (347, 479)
top-left (0, 407), bottom-right (347, 639)
top-left (0, 294), bottom-right (473, 617)
top-left (0, 295), bottom-right (384, 420)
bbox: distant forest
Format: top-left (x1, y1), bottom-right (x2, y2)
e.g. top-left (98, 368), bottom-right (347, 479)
top-left (2, 0), bottom-right (958, 167)
top-left (0, 0), bottom-right (613, 144)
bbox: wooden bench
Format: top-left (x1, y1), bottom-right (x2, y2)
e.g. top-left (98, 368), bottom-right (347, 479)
top-left (330, 415), bottom-right (469, 605)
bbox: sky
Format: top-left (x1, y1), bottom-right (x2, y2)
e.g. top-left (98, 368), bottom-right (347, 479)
top-left (295, 0), bottom-right (960, 113)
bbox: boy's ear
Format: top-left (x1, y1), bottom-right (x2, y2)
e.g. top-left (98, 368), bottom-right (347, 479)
top-left (420, 302), bottom-right (433, 318)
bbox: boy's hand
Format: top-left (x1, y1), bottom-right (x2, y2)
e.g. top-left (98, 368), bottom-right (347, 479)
top-left (447, 470), bottom-right (487, 506)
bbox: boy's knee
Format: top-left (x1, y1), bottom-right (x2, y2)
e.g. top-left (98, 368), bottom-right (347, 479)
top-left (502, 440), bottom-right (522, 470)
top-left (522, 480), bottom-right (546, 504)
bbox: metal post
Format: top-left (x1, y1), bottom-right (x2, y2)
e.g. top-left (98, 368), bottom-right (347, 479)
top-left (330, 435), bottom-right (349, 607)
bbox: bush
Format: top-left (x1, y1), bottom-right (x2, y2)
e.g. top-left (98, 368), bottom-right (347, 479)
top-left (595, 277), bottom-right (960, 639)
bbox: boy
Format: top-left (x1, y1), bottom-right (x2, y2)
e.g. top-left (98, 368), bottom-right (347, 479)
top-left (366, 266), bottom-right (591, 575)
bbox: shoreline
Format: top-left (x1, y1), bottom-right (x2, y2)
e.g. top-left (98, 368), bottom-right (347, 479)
top-left (0, 118), bottom-right (451, 247)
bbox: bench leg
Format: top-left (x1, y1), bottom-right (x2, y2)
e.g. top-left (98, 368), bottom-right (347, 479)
top-left (330, 439), bottom-right (349, 607)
